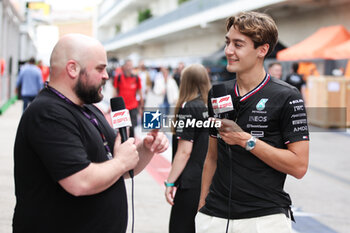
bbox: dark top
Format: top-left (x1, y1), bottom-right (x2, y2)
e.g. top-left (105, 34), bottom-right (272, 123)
top-left (172, 97), bottom-right (209, 189)
top-left (173, 72), bottom-right (181, 87)
top-left (13, 88), bottom-right (127, 233)
top-left (200, 74), bottom-right (309, 219)
top-left (285, 72), bottom-right (305, 92)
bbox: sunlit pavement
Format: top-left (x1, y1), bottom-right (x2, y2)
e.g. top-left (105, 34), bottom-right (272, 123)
top-left (1, 101), bottom-right (349, 233)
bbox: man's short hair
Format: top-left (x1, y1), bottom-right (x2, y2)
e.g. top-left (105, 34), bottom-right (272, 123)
top-left (28, 57), bottom-right (36, 64)
top-left (292, 62), bottom-right (299, 73)
top-left (268, 62), bottom-right (281, 69)
top-left (123, 59), bottom-right (132, 66)
top-left (226, 11), bottom-right (278, 58)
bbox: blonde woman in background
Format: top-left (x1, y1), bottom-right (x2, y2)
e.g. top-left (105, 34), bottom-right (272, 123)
top-left (164, 64), bottom-right (211, 233)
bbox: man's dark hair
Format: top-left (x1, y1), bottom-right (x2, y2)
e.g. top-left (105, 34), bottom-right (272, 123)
top-left (226, 11), bottom-right (278, 58)
top-left (28, 57), bottom-right (36, 64)
top-left (292, 62), bottom-right (299, 73)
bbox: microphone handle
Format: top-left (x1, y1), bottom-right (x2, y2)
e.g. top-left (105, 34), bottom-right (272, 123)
top-left (119, 127), bottom-right (128, 143)
top-left (118, 127), bottom-right (134, 178)
top-left (218, 113), bottom-right (228, 119)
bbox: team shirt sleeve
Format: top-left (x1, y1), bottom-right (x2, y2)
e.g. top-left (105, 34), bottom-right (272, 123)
top-left (280, 88), bottom-right (310, 144)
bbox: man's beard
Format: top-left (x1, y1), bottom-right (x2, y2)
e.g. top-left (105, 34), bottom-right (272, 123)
top-left (74, 69), bottom-right (105, 104)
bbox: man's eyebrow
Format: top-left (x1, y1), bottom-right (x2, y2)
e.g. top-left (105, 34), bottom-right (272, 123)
top-left (97, 64), bottom-right (107, 68)
top-left (225, 36), bottom-right (246, 43)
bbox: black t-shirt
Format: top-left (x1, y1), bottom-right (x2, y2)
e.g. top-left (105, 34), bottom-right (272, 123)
top-left (172, 97), bottom-right (209, 189)
top-left (285, 73), bottom-right (305, 92)
top-left (13, 89), bottom-right (128, 233)
top-left (200, 74), bottom-right (309, 219)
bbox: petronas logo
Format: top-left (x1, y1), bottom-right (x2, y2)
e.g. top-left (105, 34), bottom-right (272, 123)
top-left (256, 98), bottom-right (268, 111)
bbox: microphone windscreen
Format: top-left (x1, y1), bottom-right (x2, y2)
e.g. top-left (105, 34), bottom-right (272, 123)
top-left (211, 83), bottom-right (234, 115)
top-left (110, 97), bottom-right (132, 129)
top-left (110, 97), bottom-right (125, 111)
top-left (212, 84), bottom-right (226, 98)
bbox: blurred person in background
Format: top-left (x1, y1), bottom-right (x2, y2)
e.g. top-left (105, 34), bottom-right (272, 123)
top-left (114, 59), bottom-right (143, 138)
top-left (37, 59), bottom-right (50, 82)
top-left (153, 66), bottom-right (179, 117)
top-left (137, 60), bottom-right (152, 110)
top-left (15, 57), bottom-right (43, 112)
top-left (197, 12), bottom-right (309, 233)
top-left (13, 34), bottom-right (168, 233)
top-left (173, 61), bottom-right (185, 87)
top-left (0, 58), bottom-right (5, 76)
top-left (268, 62), bottom-right (283, 79)
top-left (285, 62), bottom-right (306, 93)
top-left (165, 64), bottom-right (211, 233)
top-left (143, 66), bottom-right (161, 108)
top-left (95, 79), bottom-right (115, 126)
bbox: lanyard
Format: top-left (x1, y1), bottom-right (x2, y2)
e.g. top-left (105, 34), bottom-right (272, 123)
top-left (45, 82), bottom-right (113, 160)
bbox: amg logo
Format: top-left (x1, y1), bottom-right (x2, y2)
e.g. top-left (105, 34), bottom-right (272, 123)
top-left (293, 126), bottom-right (308, 132)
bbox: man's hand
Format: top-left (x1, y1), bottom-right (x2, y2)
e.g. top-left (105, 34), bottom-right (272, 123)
top-left (143, 130), bottom-right (169, 154)
top-left (113, 134), bottom-right (139, 172)
top-left (215, 118), bottom-right (249, 147)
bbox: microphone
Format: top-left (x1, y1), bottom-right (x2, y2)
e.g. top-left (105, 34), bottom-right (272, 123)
top-left (110, 97), bottom-right (134, 178)
top-left (211, 84), bottom-right (234, 119)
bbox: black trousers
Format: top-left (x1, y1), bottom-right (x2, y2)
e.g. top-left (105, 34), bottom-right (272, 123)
top-left (169, 187), bottom-right (201, 233)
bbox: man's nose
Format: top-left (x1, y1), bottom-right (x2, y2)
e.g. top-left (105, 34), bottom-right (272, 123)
top-left (225, 44), bottom-right (234, 55)
top-left (102, 69), bottom-right (109, 79)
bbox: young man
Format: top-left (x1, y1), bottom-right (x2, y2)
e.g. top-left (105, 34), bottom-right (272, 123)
top-left (13, 34), bottom-right (169, 233)
top-left (196, 12), bottom-right (309, 233)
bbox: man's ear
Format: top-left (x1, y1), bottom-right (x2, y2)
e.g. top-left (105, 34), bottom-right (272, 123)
top-left (66, 60), bottom-right (80, 79)
top-left (257, 43), bottom-right (270, 58)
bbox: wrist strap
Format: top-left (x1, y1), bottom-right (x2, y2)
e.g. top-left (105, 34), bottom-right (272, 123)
top-left (164, 180), bottom-right (175, 187)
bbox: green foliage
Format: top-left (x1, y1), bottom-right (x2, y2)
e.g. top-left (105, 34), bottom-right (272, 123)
top-left (178, 0), bottom-right (190, 4)
top-left (115, 24), bottom-right (121, 34)
top-left (138, 9), bottom-right (152, 23)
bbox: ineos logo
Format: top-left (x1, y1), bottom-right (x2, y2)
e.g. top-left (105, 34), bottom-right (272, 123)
top-left (249, 116), bottom-right (267, 122)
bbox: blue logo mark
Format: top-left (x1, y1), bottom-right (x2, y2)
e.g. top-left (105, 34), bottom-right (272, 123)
top-left (143, 110), bottom-right (162, 129)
